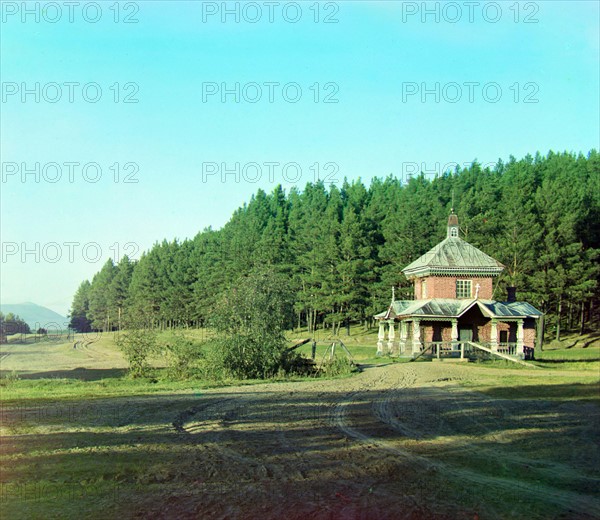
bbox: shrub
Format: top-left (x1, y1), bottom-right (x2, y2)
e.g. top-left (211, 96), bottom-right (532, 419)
top-left (207, 268), bottom-right (299, 380)
top-left (116, 327), bottom-right (158, 378)
top-left (320, 355), bottom-right (355, 377)
top-left (163, 332), bottom-right (204, 380)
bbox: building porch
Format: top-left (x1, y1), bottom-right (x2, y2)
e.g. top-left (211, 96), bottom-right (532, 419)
top-left (376, 316), bottom-right (537, 360)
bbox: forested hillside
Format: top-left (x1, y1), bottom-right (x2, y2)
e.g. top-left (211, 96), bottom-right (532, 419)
top-left (70, 151), bottom-right (600, 339)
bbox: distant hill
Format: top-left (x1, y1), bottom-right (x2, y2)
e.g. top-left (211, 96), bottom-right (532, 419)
top-left (0, 303), bottom-right (68, 330)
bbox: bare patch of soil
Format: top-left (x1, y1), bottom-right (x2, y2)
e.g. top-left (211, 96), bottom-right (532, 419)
top-left (129, 363), bottom-right (600, 519)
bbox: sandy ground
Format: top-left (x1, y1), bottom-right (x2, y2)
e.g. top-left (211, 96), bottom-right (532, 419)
top-left (0, 338), bottom-right (129, 376)
top-left (125, 362), bottom-right (600, 520)
top-left (2, 344), bottom-right (599, 520)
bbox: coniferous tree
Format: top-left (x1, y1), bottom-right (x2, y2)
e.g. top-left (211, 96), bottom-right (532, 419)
top-left (69, 280), bottom-right (92, 332)
top-left (70, 150), bottom-right (600, 338)
top-left (88, 259), bottom-right (117, 331)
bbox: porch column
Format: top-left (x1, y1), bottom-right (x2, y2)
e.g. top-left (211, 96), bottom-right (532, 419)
top-left (387, 321), bottom-right (396, 353)
top-left (451, 319), bottom-right (458, 348)
top-left (377, 321), bottom-right (385, 356)
top-left (412, 319), bottom-right (422, 353)
top-left (490, 319), bottom-right (498, 352)
top-left (399, 321), bottom-right (407, 354)
top-left (516, 319), bottom-right (525, 358)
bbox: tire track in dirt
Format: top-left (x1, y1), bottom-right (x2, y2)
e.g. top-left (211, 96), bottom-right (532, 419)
top-left (332, 363), bottom-right (600, 518)
top-left (170, 377), bottom-right (420, 519)
top-left (174, 392), bottom-right (297, 481)
top-left (156, 362), bottom-right (600, 519)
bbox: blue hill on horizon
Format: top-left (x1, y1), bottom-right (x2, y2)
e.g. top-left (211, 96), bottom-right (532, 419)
top-left (0, 302), bottom-right (69, 330)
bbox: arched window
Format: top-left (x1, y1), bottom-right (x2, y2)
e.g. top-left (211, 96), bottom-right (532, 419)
top-left (450, 227), bottom-right (458, 237)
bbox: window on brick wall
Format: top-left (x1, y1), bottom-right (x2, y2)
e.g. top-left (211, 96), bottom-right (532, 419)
top-left (421, 279), bottom-right (427, 298)
top-left (456, 280), bottom-right (472, 298)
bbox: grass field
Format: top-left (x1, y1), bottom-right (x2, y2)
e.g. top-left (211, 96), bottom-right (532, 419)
top-left (1, 328), bottom-right (599, 519)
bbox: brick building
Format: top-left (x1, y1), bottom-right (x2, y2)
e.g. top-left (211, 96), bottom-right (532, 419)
top-left (374, 212), bottom-right (543, 360)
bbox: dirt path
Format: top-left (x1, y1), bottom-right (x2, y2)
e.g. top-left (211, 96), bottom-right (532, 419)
top-left (131, 362), bottom-right (600, 520)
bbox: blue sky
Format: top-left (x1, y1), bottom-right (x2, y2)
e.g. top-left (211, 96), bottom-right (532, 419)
top-left (1, 0), bottom-right (599, 316)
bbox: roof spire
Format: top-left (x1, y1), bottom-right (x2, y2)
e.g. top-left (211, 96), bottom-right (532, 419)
top-left (391, 286), bottom-right (396, 304)
top-left (447, 210), bottom-right (459, 238)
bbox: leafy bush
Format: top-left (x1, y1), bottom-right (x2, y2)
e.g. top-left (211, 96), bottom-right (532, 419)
top-left (0, 370), bottom-right (21, 386)
top-left (207, 268), bottom-right (300, 380)
top-left (203, 334), bottom-right (303, 380)
top-left (163, 332), bottom-right (204, 380)
top-left (116, 327), bottom-right (158, 378)
top-left (320, 355), bottom-right (355, 377)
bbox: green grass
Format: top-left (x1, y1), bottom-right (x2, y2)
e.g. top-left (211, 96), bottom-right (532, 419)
top-left (0, 370), bottom-right (335, 405)
top-left (537, 331), bottom-right (600, 359)
top-left (1, 329), bottom-right (599, 519)
top-left (460, 368), bottom-right (600, 402)
top-left (537, 346), bottom-right (600, 361)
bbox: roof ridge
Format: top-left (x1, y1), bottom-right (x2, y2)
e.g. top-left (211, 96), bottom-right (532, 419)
top-left (402, 234), bottom-right (504, 276)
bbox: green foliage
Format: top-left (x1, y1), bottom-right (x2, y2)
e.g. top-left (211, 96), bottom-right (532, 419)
top-left (116, 327), bottom-right (158, 378)
top-left (68, 280), bottom-right (92, 332)
top-left (0, 312), bottom-right (31, 338)
top-left (162, 332), bottom-right (204, 380)
top-left (320, 355), bottom-right (355, 377)
top-left (0, 370), bottom-right (21, 385)
top-left (207, 268), bottom-right (300, 379)
top-left (71, 150), bottom-right (600, 341)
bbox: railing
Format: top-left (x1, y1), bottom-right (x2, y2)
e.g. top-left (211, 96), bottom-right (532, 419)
top-left (422, 341), bottom-right (470, 359)
top-left (495, 342), bottom-right (518, 356)
top-left (393, 340), bottom-right (535, 364)
top-left (479, 342), bottom-right (534, 359)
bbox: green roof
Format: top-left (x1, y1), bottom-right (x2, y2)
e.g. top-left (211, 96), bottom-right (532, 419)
top-left (402, 237), bottom-right (504, 278)
top-left (483, 301), bottom-right (543, 318)
top-left (375, 299), bottom-right (542, 320)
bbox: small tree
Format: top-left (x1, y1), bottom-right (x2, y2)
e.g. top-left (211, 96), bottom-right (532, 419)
top-left (164, 331), bottom-right (204, 380)
top-left (116, 326), bottom-right (158, 378)
top-left (208, 268), bottom-right (297, 379)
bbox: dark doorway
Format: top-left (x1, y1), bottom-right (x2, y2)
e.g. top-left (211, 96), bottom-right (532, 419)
top-left (432, 323), bottom-right (443, 342)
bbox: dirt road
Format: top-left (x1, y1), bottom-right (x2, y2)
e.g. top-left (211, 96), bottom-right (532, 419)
top-left (128, 362), bottom-right (600, 520)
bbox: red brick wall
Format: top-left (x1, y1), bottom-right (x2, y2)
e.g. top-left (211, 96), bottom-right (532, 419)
top-left (414, 278), bottom-right (422, 299)
top-left (421, 322), bottom-right (451, 342)
top-left (419, 319), bottom-right (537, 346)
top-left (478, 320), bottom-right (537, 347)
top-left (524, 320), bottom-right (537, 346)
top-left (413, 276), bottom-right (494, 299)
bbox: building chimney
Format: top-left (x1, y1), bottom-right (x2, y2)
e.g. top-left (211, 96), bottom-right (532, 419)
top-left (506, 287), bottom-right (517, 303)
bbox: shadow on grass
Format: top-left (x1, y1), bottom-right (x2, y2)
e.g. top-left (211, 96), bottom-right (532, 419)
top-left (535, 358), bottom-right (600, 364)
top-left (474, 382), bottom-right (600, 401)
top-left (2, 368), bottom-right (128, 381)
top-left (2, 373), bottom-right (600, 520)
top-left (562, 331), bottom-right (600, 349)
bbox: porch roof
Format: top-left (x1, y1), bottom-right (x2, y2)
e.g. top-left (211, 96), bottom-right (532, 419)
top-left (375, 298), bottom-right (542, 320)
top-left (482, 300), bottom-right (543, 318)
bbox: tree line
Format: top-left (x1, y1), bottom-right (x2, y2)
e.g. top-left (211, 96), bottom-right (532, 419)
top-left (69, 150), bottom-right (600, 340)
top-left (0, 312), bottom-right (31, 341)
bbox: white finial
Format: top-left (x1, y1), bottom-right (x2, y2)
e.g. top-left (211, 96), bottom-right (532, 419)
top-left (475, 283), bottom-right (481, 299)
top-left (391, 286), bottom-right (396, 303)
